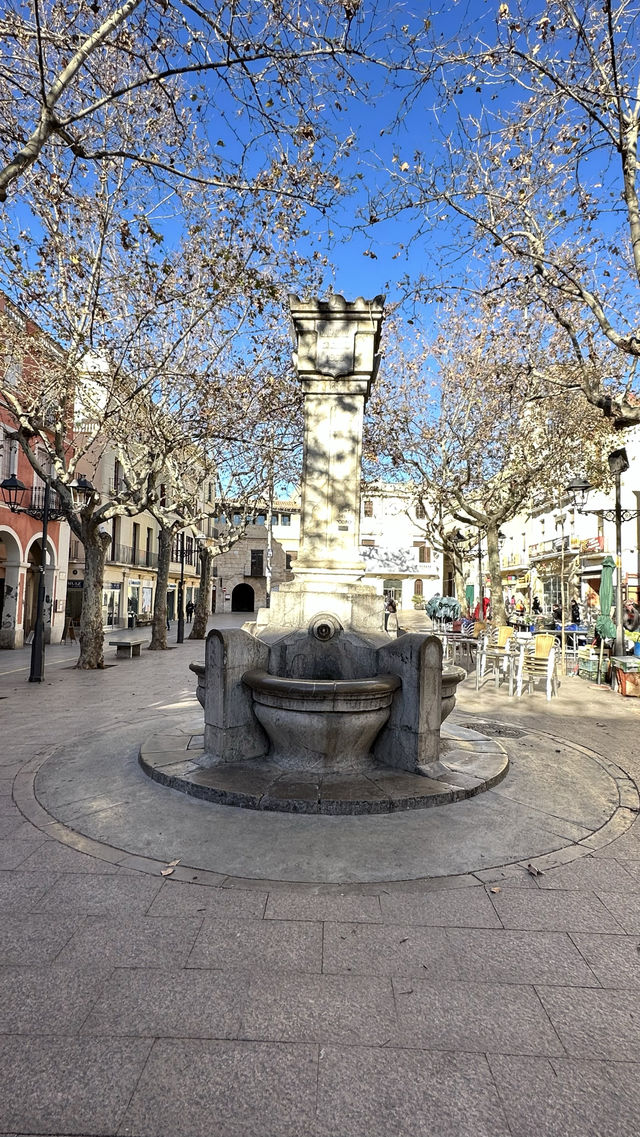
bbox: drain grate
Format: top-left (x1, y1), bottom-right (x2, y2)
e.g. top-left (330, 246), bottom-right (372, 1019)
top-left (463, 722), bottom-right (526, 739)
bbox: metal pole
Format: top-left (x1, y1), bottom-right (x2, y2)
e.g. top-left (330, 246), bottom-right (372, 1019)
top-left (29, 481), bottom-right (49, 683)
top-left (560, 524), bottom-right (566, 676)
top-left (615, 471), bottom-right (625, 657)
top-left (177, 531), bottom-right (185, 644)
top-left (478, 528), bottom-right (484, 611)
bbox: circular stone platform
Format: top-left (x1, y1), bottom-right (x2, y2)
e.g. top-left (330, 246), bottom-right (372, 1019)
top-left (15, 707), bottom-right (640, 885)
top-left (138, 720), bottom-right (509, 815)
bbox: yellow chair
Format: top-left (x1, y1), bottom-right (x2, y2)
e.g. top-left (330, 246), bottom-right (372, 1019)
top-left (516, 634), bottom-right (559, 700)
top-left (476, 625), bottom-right (515, 690)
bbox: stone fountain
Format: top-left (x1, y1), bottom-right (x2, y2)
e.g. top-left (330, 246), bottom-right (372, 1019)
top-left (140, 294), bottom-right (508, 812)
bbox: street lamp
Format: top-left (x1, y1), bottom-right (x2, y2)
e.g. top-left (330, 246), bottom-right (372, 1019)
top-left (69, 474), bottom-right (97, 508)
top-left (1, 473), bottom-right (63, 683)
top-left (566, 448), bottom-right (637, 657)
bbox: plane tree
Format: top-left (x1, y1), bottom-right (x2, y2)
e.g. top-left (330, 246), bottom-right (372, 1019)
top-left (367, 294), bottom-right (614, 621)
top-left (372, 0), bottom-right (640, 427)
top-left (0, 127), bottom-right (311, 667)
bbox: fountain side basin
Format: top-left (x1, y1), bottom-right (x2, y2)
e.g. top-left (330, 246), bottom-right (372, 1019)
top-left (242, 670), bottom-right (401, 773)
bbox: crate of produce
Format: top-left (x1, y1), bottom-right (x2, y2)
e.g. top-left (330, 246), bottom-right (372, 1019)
top-left (615, 667), bottom-right (640, 697)
top-left (578, 658), bottom-right (609, 682)
top-left (611, 656), bottom-right (640, 674)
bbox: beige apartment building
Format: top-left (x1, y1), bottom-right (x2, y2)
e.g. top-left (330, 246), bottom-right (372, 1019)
top-left (65, 447), bottom-right (203, 631)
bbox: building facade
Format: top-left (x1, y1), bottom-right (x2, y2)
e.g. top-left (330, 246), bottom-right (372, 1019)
top-left (0, 298), bottom-right (70, 648)
top-left (66, 446), bottom-right (203, 631)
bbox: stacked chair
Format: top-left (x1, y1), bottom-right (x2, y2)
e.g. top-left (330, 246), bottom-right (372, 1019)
top-left (476, 624), bottom-right (516, 692)
top-left (515, 633), bottom-right (559, 701)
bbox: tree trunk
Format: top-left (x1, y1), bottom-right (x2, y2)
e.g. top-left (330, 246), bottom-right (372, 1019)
top-left (189, 546), bottom-right (213, 640)
top-left (486, 523), bottom-right (506, 623)
top-left (76, 522), bottom-right (109, 669)
top-left (150, 526), bottom-right (171, 650)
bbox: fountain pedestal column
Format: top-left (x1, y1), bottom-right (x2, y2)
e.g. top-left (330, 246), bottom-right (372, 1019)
top-left (254, 294), bottom-right (386, 636)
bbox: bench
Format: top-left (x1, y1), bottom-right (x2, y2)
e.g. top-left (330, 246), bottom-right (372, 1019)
top-left (109, 638), bottom-right (145, 659)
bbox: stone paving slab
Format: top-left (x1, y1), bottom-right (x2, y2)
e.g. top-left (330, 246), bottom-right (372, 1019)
top-left (5, 626), bottom-right (640, 1136)
top-left (392, 978), bottom-right (564, 1055)
top-left (321, 922), bottom-right (600, 985)
top-left (80, 967), bottom-right (245, 1040)
top-left (186, 914), bottom-right (323, 973)
top-left (315, 1046), bottom-right (511, 1137)
top-left (0, 1035), bottom-right (154, 1136)
top-left (0, 964), bottom-right (112, 1035)
top-left (486, 1053), bottom-right (640, 1137)
top-left (121, 1038), bottom-right (319, 1137)
top-left (240, 972), bottom-right (398, 1045)
top-left (536, 984), bottom-right (640, 1060)
top-left (56, 914), bottom-right (203, 969)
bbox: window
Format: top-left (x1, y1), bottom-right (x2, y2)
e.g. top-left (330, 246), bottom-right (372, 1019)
top-left (113, 459), bottom-right (123, 493)
top-left (364, 499), bottom-right (373, 518)
top-left (256, 513), bottom-right (266, 526)
top-left (1, 430), bottom-right (17, 481)
top-left (415, 502), bottom-right (426, 519)
top-left (250, 549), bottom-right (264, 576)
top-left (207, 483), bottom-right (213, 503)
top-left (132, 523), bottom-right (140, 563)
top-left (145, 527), bottom-right (152, 566)
top-left (3, 355), bottom-right (22, 387)
top-left (280, 513), bottom-right (291, 526)
top-left (414, 579), bottom-right (424, 596)
top-left (232, 512), bottom-right (242, 526)
top-left (413, 541), bottom-right (431, 564)
top-left (272, 513), bottom-right (279, 526)
top-left (285, 553), bottom-right (293, 571)
top-left (362, 539), bottom-right (376, 547)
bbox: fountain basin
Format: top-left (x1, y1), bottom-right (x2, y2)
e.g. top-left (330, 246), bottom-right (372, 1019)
top-left (242, 669), bottom-right (401, 773)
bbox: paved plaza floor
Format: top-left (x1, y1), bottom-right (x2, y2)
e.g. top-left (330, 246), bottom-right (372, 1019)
top-left (2, 614), bottom-right (640, 1136)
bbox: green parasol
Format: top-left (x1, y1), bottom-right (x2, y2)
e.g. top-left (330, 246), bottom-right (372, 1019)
top-left (595, 555), bottom-right (617, 641)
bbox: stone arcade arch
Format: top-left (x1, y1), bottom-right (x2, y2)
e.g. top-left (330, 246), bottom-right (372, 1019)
top-left (22, 532), bottom-right (56, 643)
top-left (231, 582), bottom-right (255, 612)
top-left (0, 528), bottom-right (23, 648)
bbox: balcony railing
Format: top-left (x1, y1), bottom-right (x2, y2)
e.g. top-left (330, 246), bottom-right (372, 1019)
top-left (14, 485), bottom-right (63, 517)
top-left (107, 543), bottom-right (158, 569)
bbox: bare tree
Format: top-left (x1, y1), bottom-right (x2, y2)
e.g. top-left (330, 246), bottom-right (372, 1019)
top-left (0, 127), bottom-right (310, 666)
top-left (0, 0), bottom-right (406, 204)
top-left (372, 0), bottom-right (640, 426)
top-left (367, 296), bottom-right (615, 620)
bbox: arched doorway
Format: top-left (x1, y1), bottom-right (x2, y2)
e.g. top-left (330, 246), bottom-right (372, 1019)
top-left (23, 535), bottom-right (55, 642)
top-left (23, 539), bottom-right (42, 638)
top-left (232, 582), bottom-right (255, 612)
top-left (0, 530), bottom-right (22, 648)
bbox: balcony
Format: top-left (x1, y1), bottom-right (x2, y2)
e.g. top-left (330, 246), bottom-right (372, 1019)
top-left (528, 535), bottom-right (580, 560)
top-left (15, 485), bottom-right (63, 517)
top-left (108, 543), bottom-right (158, 569)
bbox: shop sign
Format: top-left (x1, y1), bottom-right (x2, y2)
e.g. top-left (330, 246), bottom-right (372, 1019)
top-left (581, 536), bottom-right (604, 553)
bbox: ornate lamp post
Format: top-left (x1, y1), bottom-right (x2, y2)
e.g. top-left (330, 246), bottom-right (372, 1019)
top-left (0, 472), bottom-right (66, 682)
top-left (567, 448), bottom-right (638, 657)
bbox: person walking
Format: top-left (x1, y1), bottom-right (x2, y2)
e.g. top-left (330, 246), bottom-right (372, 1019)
top-left (186, 600), bottom-right (195, 622)
top-left (384, 595), bottom-right (397, 632)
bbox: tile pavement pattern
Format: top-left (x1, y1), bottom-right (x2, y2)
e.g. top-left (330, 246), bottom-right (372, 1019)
top-left (3, 826), bottom-right (640, 1136)
top-left (4, 630), bottom-right (640, 1135)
